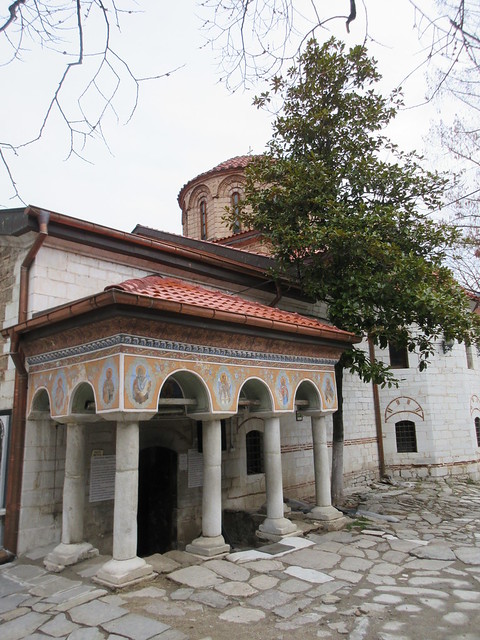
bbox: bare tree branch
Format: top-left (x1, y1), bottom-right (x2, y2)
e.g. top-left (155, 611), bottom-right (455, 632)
top-left (0, 0), bottom-right (180, 202)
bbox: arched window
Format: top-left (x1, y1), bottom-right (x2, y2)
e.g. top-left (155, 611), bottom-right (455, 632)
top-left (231, 192), bottom-right (241, 234)
top-left (199, 199), bottom-right (207, 240)
top-left (395, 420), bottom-right (417, 453)
top-left (246, 430), bottom-right (264, 475)
top-left (475, 417), bottom-right (480, 447)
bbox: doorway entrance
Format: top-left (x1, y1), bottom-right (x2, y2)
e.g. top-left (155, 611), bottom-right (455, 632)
top-left (137, 446), bottom-right (177, 556)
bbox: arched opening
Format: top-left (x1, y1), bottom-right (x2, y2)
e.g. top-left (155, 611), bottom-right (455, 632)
top-left (31, 388), bottom-right (51, 413)
top-left (157, 371), bottom-right (211, 416)
top-left (70, 382), bottom-right (96, 415)
top-left (294, 379), bottom-right (322, 416)
top-left (137, 446), bottom-right (178, 556)
top-left (238, 378), bottom-right (273, 413)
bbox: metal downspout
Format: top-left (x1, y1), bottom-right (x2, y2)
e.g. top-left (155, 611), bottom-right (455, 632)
top-left (4, 209), bottom-right (50, 555)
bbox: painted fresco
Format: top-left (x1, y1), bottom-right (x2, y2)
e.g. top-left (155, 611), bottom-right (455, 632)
top-left (27, 355), bottom-right (121, 418)
top-left (215, 367), bottom-right (234, 409)
top-left (124, 357), bottom-right (161, 411)
top-left (28, 350), bottom-right (337, 418)
top-left (275, 371), bottom-right (292, 409)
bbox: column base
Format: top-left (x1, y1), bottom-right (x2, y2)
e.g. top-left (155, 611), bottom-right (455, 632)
top-left (308, 505), bottom-right (344, 521)
top-left (44, 542), bottom-right (98, 573)
top-left (94, 556), bottom-right (155, 589)
top-left (186, 535), bottom-right (230, 557)
top-left (257, 517), bottom-right (298, 542)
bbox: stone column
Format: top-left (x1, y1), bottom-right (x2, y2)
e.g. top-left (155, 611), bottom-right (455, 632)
top-left (186, 419), bottom-right (229, 556)
top-left (96, 421), bottom-right (154, 587)
top-left (308, 415), bottom-right (343, 521)
top-left (258, 416), bottom-right (297, 539)
top-left (45, 423), bottom-right (98, 572)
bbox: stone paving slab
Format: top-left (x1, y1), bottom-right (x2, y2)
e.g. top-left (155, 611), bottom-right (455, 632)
top-left (68, 600), bottom-right (128, 625)
top-left (102, 612), bottom-right (171, 638)
top-left (1, 611), bottom-right (49, 640)
top-left (2, 478), bottom-right (480, 640)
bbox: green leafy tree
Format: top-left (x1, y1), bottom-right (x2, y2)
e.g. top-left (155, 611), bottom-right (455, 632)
top-left (236, 38), bottom-right (480, 502)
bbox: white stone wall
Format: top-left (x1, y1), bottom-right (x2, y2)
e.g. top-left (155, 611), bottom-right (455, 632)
top-left (17, 415), bottom-right (66, 554)
top-left (27, 245), bottom-right (149, 318)
top-left (351, 338), bottom-right (480, 481)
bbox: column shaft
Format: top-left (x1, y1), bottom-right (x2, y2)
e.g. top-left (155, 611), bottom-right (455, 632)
top-left (309, 415), bottom-right (343, 522)
top-left (112, 421), bottom-right (140, 561)
top-left (62, 423), bottom-right (86, 544)
top-left (202, 419), bottom-right (223, 538)
top-left (264, 416), bottom-right (285, 520)
top-left (258, 416), bottom-right (297, 538)
top-left (312, 415), bottom-right (331, 507)
top-left (186, 418), bottom-right (229, 556)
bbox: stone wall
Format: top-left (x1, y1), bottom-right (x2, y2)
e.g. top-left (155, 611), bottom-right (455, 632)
top-left (28, 245), bottom-right (149, 319)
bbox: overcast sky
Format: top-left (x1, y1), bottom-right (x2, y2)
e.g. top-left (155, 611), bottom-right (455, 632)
top-left (0, 0), bottom-right (455, 235)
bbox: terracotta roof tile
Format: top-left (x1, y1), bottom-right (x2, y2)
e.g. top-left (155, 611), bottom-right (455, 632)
top-left (178, 155), bottom-right (255, 205)
top-left (105, 275), bottom-right (351, 338)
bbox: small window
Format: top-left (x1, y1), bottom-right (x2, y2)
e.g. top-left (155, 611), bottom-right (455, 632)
top-left (475, 417), bottom-right (480, 447)
top-left (231, 192), bottom-right (241, 234)
top-left (197, 420), bottom-right (227, 453)
top-left (389, 343), bottom-right (409, 369)
top-left (395, 420), bottom-right (417, 453)
top-left (246, 430), bottom-right (264, 475)
top-left (200, 199), bottom-right (207, 240)
top-left (466, 344), bottom-right (475, 370)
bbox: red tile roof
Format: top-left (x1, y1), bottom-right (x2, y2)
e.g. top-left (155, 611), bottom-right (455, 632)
top-left (106, 275), bottom-right (355, 340)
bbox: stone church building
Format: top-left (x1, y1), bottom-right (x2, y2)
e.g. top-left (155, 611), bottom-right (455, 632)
top-left (0, 156), bottom-right (479, 586)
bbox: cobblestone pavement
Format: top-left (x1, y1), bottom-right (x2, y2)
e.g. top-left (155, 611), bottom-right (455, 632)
top-left (1, 478), bottom-right (480, 640)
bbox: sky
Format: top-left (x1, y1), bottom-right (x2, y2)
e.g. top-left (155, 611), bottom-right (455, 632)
top-left (0, 0), bottom-right (457, 235)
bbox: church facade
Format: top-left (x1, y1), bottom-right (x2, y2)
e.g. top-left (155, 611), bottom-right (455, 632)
top-left (0, 157), bottom-right (479, 585)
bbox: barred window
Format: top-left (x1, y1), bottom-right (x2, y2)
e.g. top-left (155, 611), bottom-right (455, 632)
top-left (389, 343), bottom-right (409, 369)
top-left (395, 420), bottom-right (417, 453)
top-left (246, 430), bottom-right (264, 475)
top-left (231, 192), bottom-right (241, 234)
top-left (200, 199), bottom-right (207, 240)
top-left (475, 417), bottom-right (480, 447)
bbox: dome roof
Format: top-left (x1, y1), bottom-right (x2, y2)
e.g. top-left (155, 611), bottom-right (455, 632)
top-left (177, 155), bottom-right (254, 206)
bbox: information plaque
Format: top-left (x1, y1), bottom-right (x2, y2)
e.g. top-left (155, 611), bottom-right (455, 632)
top-left (89, 454), bottom-right (116, 502)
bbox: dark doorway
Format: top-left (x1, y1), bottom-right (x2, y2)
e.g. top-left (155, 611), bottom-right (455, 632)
top-left (137, 447), bottom-right (177, 556)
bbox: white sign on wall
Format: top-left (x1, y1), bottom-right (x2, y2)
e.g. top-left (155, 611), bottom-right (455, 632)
top-left (89, 455), bottom-right (116, 502)
top-left (187, 449), bottom-right (203, 488)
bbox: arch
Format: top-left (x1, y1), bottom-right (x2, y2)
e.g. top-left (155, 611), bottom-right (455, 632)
top-left (294, 379), bottom-right (323, 412)
top-left (237, 377), bottom-right (274, 413)
top-left (30, 388), bottom-right (51, 414)
top-left (385, 396), bottom-right (424, 422)
top-left (185, 183), bottom-right (213, 213)
top-left (216, 174), bottom-right (246, 200)
top-left (158, 370), bottom-right (212, 415)
top-left (470, 394), bottom-right (480, 416)
top-left (70, 381), bottom-right (96, 415)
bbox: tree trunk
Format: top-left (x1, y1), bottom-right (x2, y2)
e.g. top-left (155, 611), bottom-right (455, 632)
top-left (331, 360), bottom-right (344, 505)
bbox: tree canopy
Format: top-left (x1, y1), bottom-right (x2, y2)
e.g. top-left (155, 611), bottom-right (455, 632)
top-left (237, 37), bottom-right (480, 384)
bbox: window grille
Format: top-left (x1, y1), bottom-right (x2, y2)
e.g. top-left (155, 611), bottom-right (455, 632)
top-left (389, 343), bottom-right (409, 369)
top-left (246, 430), bottom-right (264, 475)
top-left (395, 420), bottom-right (417, 453)
top-left (475, 417), bottom-right (480, 447)
top-left (200, 199), bottom-right (207, 240)
top-left (231, 192), bottom-right (241, 234)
